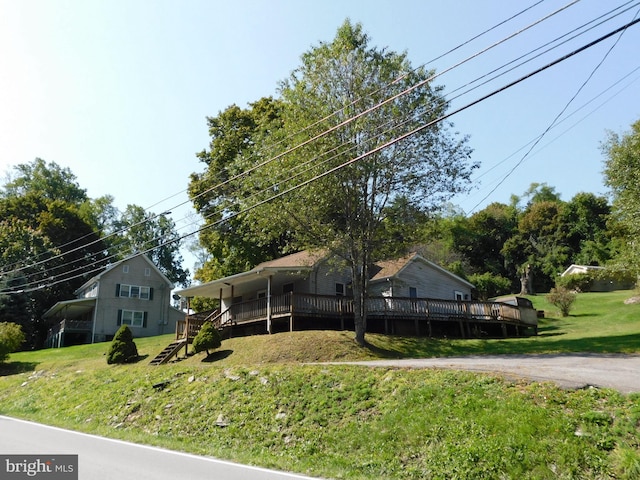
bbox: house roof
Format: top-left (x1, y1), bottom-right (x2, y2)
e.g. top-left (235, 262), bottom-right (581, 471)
top-left (560, 264), bottom-right (606, 277)
top-left (42, 298), bottom-right (97, 319)
top-left (370, 253), bottom-right (475, 289)
top-left (177, 250), bottom-right (474, 299)
top-left (176, 250), bottom-right (326, 299)
top-left (75, 253), bottom-right (174, 294)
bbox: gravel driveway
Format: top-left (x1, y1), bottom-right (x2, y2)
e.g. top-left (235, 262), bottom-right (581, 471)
top-left (332, 354), bottom-right (640, 394)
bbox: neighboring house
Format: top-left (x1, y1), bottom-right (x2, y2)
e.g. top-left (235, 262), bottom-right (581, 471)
top-left (44, 254), bottom-right (184, 347)
top-left (561, 264), bottom-right (606, 277)
top-left (560, 264), bottom-right (635, 292)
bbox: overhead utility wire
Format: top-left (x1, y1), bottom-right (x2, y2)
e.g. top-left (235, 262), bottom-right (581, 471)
top-left (469, 63), bottom-right (640, 188)
top-left (6, 15), bottom-right (639, 295)
top-left (467, 7), bottom-right (640, 214)
top-left (0, 1), bottom-right (630, 290)
top-left (0, 0), bottom-right (572, 281)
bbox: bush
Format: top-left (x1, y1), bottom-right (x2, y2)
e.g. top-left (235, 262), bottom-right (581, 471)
top-left (192, 322), bottom-right (222, 356)
top-left (547, 287), bottom-right (577, 317)
top-left (556, 273), bottom-right (593, 292)
top-left (0, 322), bottom-right (25, 363)
top-left (468, 272), bottom-right (512, 301)
top-left (106, 325), bottom-right (139, 364)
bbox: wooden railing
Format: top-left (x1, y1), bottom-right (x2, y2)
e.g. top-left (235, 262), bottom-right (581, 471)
top-left (178, 293), bottom-right (537, 338)
top-left (47, 319), bottom-right (93, 337)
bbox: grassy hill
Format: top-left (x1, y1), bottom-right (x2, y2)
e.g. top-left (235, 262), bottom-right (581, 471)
top-left (1, 290), bottom-right (639, 479)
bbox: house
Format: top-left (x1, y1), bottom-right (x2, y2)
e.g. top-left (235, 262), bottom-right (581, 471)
top-left (44, 254), bottom-right (184, 347)
top-left (560, 264), bottom-right (635, 292)
top-left (146, 250), bottom-right (537, 364)
top-left (173, 250), bottom-right (533, 338)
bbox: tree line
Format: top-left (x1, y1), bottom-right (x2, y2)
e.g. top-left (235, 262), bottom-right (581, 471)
top-left (2, 20), bottom-right (638, 350)
top-left (0, 158), bottom-right (189, 349)
top-left (187, 20), bottom-right (639, 344)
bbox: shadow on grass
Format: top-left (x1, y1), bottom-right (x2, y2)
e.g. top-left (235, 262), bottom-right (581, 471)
top-left (202, 349), bottom-right (234, 363)
top-left (364, 332), bottom-right (640, 358)
top-left (0, 361), bottom-right (39, 377)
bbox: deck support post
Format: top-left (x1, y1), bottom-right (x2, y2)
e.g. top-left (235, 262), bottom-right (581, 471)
top-left (266, 276), bottom-right (272, 334)
top-left (501, 323), bottom-right (508, 338)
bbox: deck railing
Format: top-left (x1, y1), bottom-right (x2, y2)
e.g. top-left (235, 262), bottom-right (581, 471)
top-left (181, 293), bottom-right (535, 332)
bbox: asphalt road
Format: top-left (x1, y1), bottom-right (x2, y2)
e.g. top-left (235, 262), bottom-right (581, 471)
top-left (0, 416), bottom-right (323, 480)
top-left (332, 353), bottom-right (640, 394)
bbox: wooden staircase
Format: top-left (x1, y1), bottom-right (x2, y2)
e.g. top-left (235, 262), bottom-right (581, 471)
top-left (149, 339), bottom-right (187, 366)
top-left (150, 308), bottom-right (230, 366)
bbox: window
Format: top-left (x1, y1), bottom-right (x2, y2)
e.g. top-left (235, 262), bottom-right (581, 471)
top-left (335, 283), bottom-right (345, 296)
top-left (123, 265), bottom-right (129, 273)
top-left (257, 290), bottom-right (267, 299)
top-left (409, 287), bottom-right (418, 299)
top-left (144, 267), bottom-right (151, 277)
top-left (119, 310), bottom-right (147, 327)
top-left (454, 291), bottom-right (464, 300)
top-left (117, 284), bottom-right (151, 300)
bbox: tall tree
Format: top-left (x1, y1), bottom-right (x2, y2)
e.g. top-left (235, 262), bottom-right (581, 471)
top-left (558, 192), bottom-right (611, 266)
top-left (113, 205), bottom-right (190, 287)
top-left (241, 20), bottom-right (475, 345)
top-left (449, 202), bottom-right (518, 279)
top-left (0, 159), bottom-right (108, 347)
top-left (188, 97), bottom-right (288, 281)
top-left (602, 119), bottom-right (640, 280)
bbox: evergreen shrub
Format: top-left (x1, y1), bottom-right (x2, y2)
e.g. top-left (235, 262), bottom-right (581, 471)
top-left (192, 321), bottom-right (222, 356)
top-left (107, 325), bottom-right (139, 364)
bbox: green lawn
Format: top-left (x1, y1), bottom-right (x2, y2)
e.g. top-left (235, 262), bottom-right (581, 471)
top-left (1, 290), bottom-right (639, 479)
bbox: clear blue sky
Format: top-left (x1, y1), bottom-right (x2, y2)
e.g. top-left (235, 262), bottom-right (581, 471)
top-left (1, 0), bottom-right (639, 274)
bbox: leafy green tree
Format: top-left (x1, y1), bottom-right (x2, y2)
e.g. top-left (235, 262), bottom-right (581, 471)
top-left (0, 160), bottom-right (109, 347)
top-left (188, 97), bottom-right (288, 282)
top-left (0, 322), bottom-right (25, 363)
top-left (559, 192), bottom-right (612, 266)
top-left (112, 205), bottom-right (189, 286)
top-left (1, 158), bottom-right (87, 204)
top-left (192, 321), bottom-right (222, 356)
top-left (247, 20), bottom-right (475, 345)
top-left (450, 202), bottom-right (517, 279)
top-left (602, 119), bottom-right (640, 279)
top-left (106, 325), bottom-right (138, 364)
top-left (468, 272), bottom-right (512, 301)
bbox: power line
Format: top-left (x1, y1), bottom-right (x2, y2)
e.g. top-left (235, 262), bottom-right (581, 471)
top-left (466, 6), bottom-right (640, 214)
top-left (5, 13), bottom-right (638, 295)
top-left (0, 0), bottom-right (569, 281)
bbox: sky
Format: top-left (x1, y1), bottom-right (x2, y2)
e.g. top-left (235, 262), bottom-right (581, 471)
top-left (1, 0), bottom-right (639, 276)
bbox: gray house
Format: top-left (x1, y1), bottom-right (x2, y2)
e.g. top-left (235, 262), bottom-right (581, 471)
top-left (44, 254), bottom-right (184, 347)
top-left (175, 250), bottom-right (480, 335)
top-left (147, 250), bottom-right (536, 364)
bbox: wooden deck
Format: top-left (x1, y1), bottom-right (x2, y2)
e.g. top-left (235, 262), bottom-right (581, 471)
top-left (176, 293), bottom-right (538, 342)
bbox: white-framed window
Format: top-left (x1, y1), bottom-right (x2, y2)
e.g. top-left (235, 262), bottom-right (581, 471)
top-left (118, 284), bottom-right (151, 300)
top-left (123, 265), bottom-right (129, 273)
top-left (144, 267), bottom-right (151, 277)
top-left (257, 290), bottom-right (267, 299)
top-left (454, 290), bottom-right (464, 300)
top-left (120, 309), bottom-right (146, 327)
top-left (335, 282), bottom-right (345, 296)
